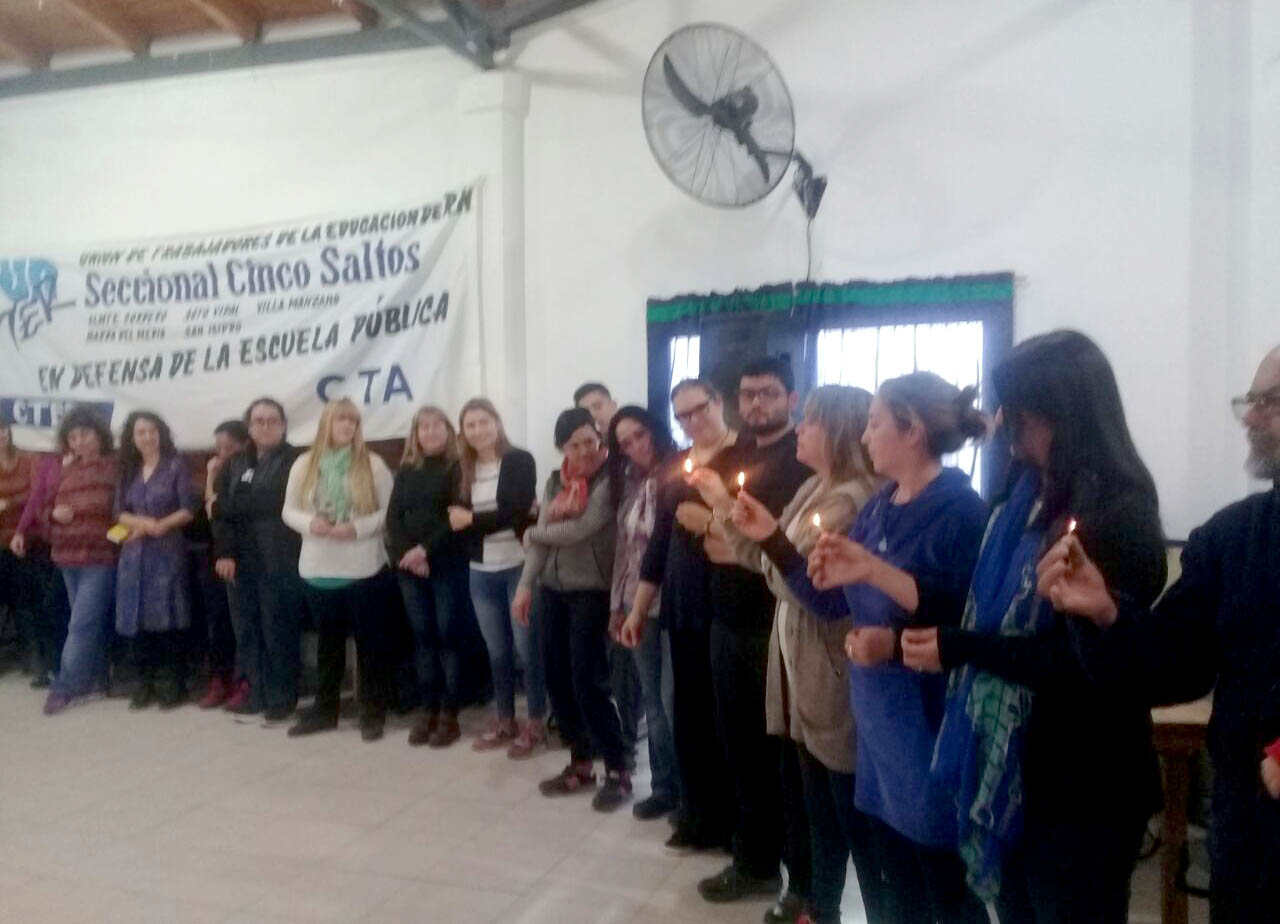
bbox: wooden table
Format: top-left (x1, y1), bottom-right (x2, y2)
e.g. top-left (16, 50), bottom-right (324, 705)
top-left (1151, 697), bottom-right (1212, 924)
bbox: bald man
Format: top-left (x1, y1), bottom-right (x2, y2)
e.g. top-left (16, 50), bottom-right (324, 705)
top-left (1042, 346), bottom-right (1280, 924)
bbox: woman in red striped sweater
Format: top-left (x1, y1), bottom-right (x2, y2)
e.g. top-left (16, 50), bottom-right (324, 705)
top-left (40, 405), bottom-right (119, 715)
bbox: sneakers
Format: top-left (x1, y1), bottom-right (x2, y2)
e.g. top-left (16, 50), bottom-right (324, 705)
top-left (129, 683), bottom-right (156, 710)
top-left (591, 770), bottom-right (633, 813)
top-left (538, 762), bottom-right (597, 797)
top-left (506, 719), bottom-right (548, 760)
top-left (472, 717), bottom-right (518, 751)
top-left (408, 711), bottom-right (440, 747)
top-left (697, 864), bottom-right (783, 904)
top-left (429, 714), bottom-right (461, 749)
top-left (42, 692), bottom-right (71, 715)
top-left (287, 709), bottom-right (338, 737)
top-left (360, 717), bottom-right (385, 742)
top-left (198, 675), bottom-right (230, 709)
top-left (223, 679), bottom-right (257, 714)
top-left (633, 793), bottom-right (678, 821)
top-left (262, 704), bottom-right (294, 724)
top-left (763, 891), bottom-right (808, 924)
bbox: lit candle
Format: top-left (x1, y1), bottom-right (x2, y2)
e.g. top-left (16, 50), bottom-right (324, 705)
top-left (812, 512), bottom-right (822, 529)
top-left (736, 471), bottom-right (746, 489)
top-left (1066, 517), bottom-right (1078, 536)
top-left (683, 457), bottom-right (694, 475)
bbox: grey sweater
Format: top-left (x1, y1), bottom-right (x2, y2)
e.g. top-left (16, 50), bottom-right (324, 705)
top-left (518, 470), bottom-right (615, 592)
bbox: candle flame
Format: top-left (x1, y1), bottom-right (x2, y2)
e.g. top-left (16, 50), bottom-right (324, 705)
top-left (1067, 517), bottom-right (1078, 535)
top-left (683, 458), bottom-right (694, 474)
top-left (736, 471), bottom-right (746, 488)
top-left (812, 512), bottom-right (822, 528)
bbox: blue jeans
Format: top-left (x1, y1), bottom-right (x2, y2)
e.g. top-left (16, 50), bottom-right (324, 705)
top-left (398, 558), bottom-right (471, 714)
top-left (54, 564), bottom-right (116, 699)
top-left (469, 565), bottom-right (545, 721)
top-left (633, 620), bottom-right (679, 801)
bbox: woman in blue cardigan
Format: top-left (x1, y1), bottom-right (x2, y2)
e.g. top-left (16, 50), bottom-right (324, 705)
top-left (733, 371), bottom-right (990, 924)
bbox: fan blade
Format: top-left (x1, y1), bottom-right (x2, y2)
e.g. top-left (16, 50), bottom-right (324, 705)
top-left (663, 55), bottom-right (712, 118)
top-left (736, 127), bottom-right (771, 183)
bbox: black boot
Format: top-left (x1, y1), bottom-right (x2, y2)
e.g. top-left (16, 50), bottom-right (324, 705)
top-left (288, 707), bottom-right (339, 737)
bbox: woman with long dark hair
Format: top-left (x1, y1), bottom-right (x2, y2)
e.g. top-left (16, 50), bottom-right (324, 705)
top-left (901, 330), bottom-right (1167, 923)
top-left (607, 405), bottom-right (680, 819)
top-left (734, 372), bottom-right (991, 923)
top-left (115, 411), bottom-right (197, 709)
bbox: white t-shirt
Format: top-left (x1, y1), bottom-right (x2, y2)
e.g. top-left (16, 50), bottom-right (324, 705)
top-left (471, 459), bottom-right (525, 572)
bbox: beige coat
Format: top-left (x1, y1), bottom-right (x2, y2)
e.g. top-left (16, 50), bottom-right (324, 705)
top-left (726, 474), bottom-right (873, 774)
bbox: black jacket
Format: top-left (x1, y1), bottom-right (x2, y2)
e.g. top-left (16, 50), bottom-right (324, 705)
top-left (939, 486), bottom-right (1168, 830)
top-left (386, 456), bottom-right (465, 565)
top-left (459, 448), bottom-right (536, 565)
top-left (210, 442), bottom-right (303, 575)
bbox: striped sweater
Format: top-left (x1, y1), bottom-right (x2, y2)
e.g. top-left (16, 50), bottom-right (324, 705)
top-left (49, 456), bottom-right (118, 567)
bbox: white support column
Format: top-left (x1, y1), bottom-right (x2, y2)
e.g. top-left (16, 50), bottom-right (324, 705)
top-left (458, 70), bottom-right (530, 443)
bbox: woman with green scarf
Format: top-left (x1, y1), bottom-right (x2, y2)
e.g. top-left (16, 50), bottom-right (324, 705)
top-left (282, 398), bottom-right (395, 742)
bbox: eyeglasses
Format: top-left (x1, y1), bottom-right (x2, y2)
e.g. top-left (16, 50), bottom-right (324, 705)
top-left (739, 386), bottom-right (786, 405)
top-left (673, 400), bottom-right (711, 424)
top-left (1231, 389), bottom-right (1280, 421)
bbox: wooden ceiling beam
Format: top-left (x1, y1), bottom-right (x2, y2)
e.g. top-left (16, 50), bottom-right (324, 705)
top-left (187, 0), bottom-right (260, 44)
top-left (344, 2), bottom-right (379, 29)
top-left (0, 16), bottom-right (51, 70)
top-left (58, 0), bottom-right (149, 56)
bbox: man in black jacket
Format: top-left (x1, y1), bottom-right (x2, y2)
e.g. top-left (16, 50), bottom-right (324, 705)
top-left (211, 397), bottom-right (305, 722)
top-left (1040, 346), bottom-right (1280, 924)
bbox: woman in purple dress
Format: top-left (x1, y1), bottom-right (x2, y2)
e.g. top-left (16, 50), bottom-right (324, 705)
top-left (115, 411), bottom-right (197, 710)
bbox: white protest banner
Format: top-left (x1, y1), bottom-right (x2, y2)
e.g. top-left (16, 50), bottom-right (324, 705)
top-left (0, 182), bottom-right (482, 450)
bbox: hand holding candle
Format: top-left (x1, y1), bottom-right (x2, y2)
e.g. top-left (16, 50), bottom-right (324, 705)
top-left (1034, 519), bottom-right (1119, 627)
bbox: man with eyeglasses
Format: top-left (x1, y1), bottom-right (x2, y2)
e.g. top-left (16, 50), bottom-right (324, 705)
top-left (1038, 346), bottom-right (1280, 924)
top-left (691, 356), bottom-right (814, 907)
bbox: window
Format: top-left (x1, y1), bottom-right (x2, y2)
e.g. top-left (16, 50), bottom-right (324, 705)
top-left (816, 321), bottom-right (985, 492)
top-left (668, 334), bottom-right (700, 445)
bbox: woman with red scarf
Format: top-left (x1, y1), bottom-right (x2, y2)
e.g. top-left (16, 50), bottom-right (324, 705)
top-left (512, 407), bottom-right (631, 811)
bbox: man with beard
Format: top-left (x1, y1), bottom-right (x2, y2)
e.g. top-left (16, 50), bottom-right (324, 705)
top-left (678, 356), bottom-right (813, 904)
top-left (1038, 345), bottom-right (1280, 924)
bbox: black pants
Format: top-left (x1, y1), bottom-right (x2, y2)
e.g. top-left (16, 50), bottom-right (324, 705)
top-left (234, 565), bottom-right (304, 711)
top-left (189, 546), bottom-right (236, 679)
top-left (867, 813), bottom-right (987, 924)
top-left (134, 630), bottom-right (188, 695)
top-left (796, 743), bottom-right (884, 924)
top-left (304, 572), bottom-right (393, 722)
top-left (710, 620), bottom-right (782, 879)
top-left (4, 546), bottom-right (68, 677)
top-left (995, 809), bottom-right (1145, 924)
top-left (1209, 763), bottom-right (1280, 924)
top-left (781, 740), bottom-right (813, 903)
top-left (669, 624), bottom-right (734, 842)
top-left (541, 587), bottom-right (629, 772)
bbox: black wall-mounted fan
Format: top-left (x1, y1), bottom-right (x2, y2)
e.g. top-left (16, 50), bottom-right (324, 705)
top-left (642, 23), bottom-right (826, 221)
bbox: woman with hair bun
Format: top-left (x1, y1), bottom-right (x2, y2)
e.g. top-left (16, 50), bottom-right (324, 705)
top-left (733, 371), bottom-right (991, 922)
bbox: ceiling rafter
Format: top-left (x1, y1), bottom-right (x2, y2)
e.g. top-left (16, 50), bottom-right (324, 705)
top-left (340, 1), bottom-right (379, 29)
top-left (187, 0), bottom-right (260, 44)
top-left (58, 0), bottom-right (149, 56)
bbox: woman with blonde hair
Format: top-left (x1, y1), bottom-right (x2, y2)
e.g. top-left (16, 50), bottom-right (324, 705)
top-left (387, 405), bottom-right (470, 748)
top-left (282, 398), bottom-right (394, 741)
top-left (448, 397), bottom-right (544, 756)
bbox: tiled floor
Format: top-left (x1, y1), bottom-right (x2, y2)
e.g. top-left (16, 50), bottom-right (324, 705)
top-left (0, 671), bottom-right (1204, 923)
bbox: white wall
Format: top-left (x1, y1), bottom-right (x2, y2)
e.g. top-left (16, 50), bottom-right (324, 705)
top-left (1, 0), bottom-right (1275, 537)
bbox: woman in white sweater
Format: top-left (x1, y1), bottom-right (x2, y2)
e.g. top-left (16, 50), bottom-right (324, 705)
top-left (282, 398), bottom-right (394, 742)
